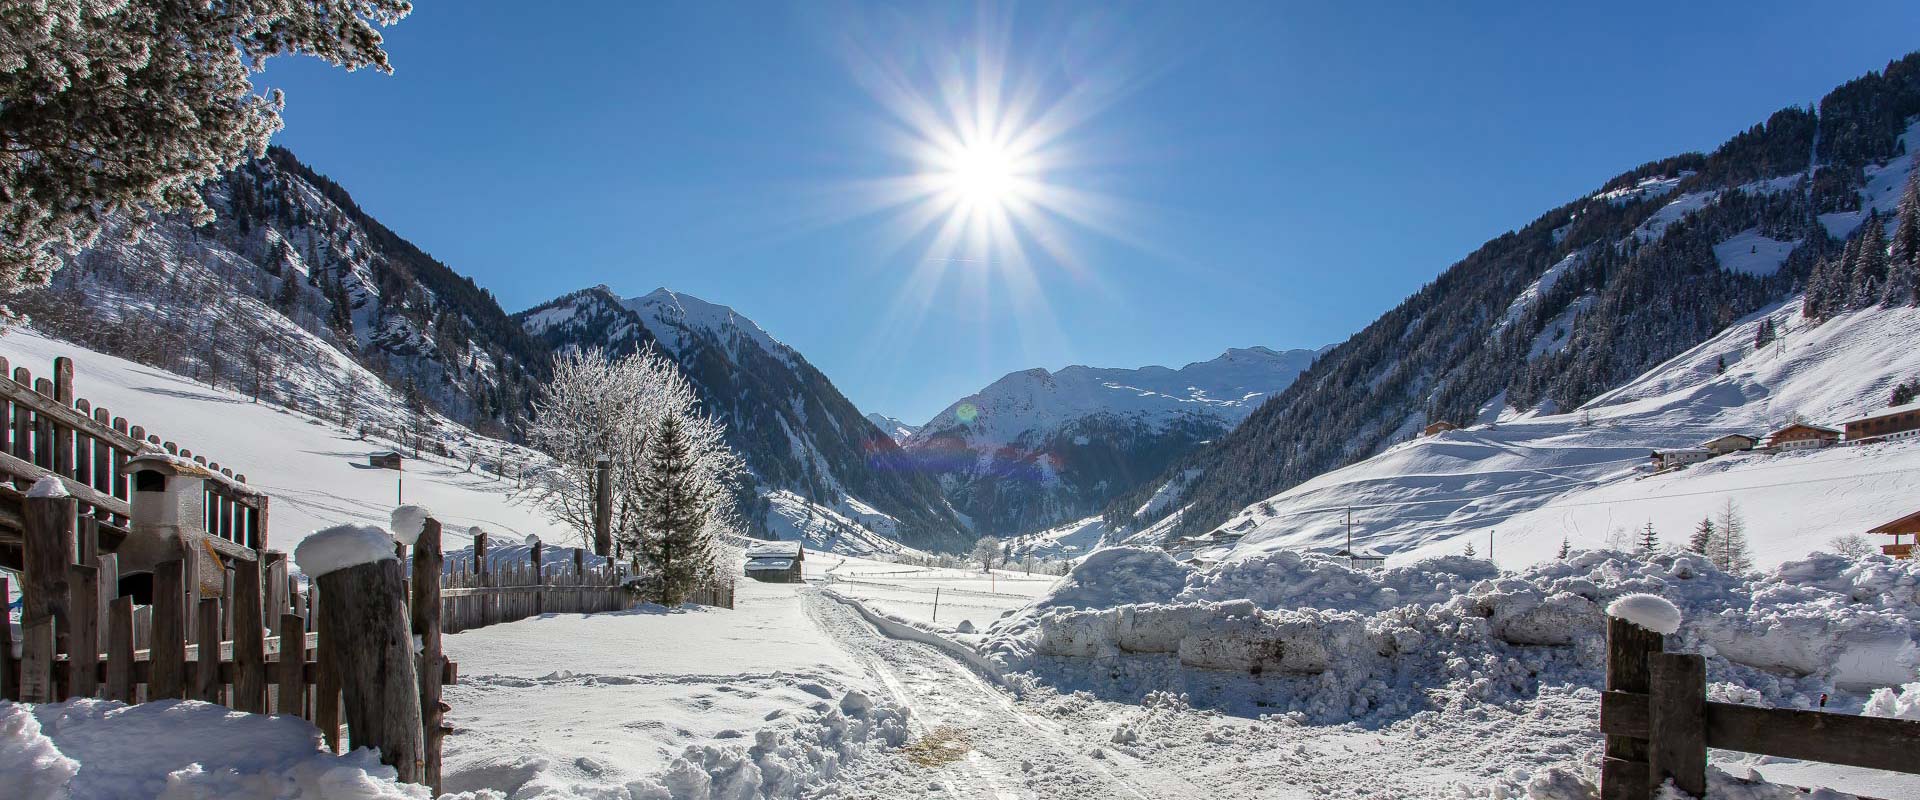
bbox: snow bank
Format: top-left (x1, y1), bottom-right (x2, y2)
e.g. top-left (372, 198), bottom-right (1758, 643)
top-left (1492, 764), bottom-right (1865, 800)
top-left (1863, 682), bottom-right (1920, 721)
top-left (1607, 593), bottom-right (1681, 634)
top-left (294, 524), bottom-right (396, 577)
top-left (984, 549), bottom-right (1920, 721)
top-left (389, 505), bottom-right (433, 546)
top-left (0, 699), bottom-right (426, 799)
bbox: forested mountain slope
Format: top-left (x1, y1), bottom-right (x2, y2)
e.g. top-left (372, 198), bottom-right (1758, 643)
top-left (1107, 51), bottom-right (1920, 542)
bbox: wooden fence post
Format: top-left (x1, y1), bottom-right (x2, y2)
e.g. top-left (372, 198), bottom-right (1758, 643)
top-left (107, 597), bottom-right (134, 702)
top-left (22, 489), bottom-right (77, 678)
top-left (0, 576), bottom-right (12, 701)
top-left (474, 532), bottom-right (491, 627)
top-left (413, 518), bottom-right (447, 793)
top-left (151, 559), bottom-right (188, 700)
top-left (20, 619), bottom-right (54, 702)
top-left (68, 564), bottom-right (99, 698)
top-left (1649, 653), bottom-right (1707, 797)
top-left (233, 558), bottom-right (267, 713)
top-left (531, 539), bottom-right (544, 616)
top-left (195, 598), bottom-right (222, 703)
top-left (1601, 616), bottom-right (1662, 800)
top-left (312, 542), bottom-right (424, 783)
top-left (277, 612), bottom-right (306, 717)
top-left (594, 456), bottom-right (612, 557)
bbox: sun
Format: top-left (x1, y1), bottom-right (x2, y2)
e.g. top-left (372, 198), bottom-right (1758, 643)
top-left (939, 140), bottom-right (1026, 210)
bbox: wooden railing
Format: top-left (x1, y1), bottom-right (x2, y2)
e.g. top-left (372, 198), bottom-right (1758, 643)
top-left (0, 354), bottom-right (268, 561)
top-left (437, 534), bottom-right (735, 633)
top-left (1599, 616), bottom-right (1920, 798)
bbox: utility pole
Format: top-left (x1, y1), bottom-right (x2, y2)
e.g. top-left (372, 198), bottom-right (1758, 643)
top-left (1488, 529), bottom-right (1495, 563)
top-left (1346, 506), bottom-right (1353, 559)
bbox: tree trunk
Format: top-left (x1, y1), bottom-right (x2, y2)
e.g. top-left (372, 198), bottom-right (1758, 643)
top-left (314, 558), bottom-right (424, 783)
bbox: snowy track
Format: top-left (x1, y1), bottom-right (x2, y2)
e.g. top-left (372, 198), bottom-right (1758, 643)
top-left (805, 590), bottom-right (1261, 800)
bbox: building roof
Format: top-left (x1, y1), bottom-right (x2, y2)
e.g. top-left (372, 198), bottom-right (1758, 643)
top-left (1846, 401), bottom-right (1920, 425)
top-left (1868, 510), bottom-right (1920, 535)
top-left (745, 557), bottom-right (794, 570)
top-left (1657, 448), bottom-right (1711, 456)
top-left (1701, 433), bottom-right (1757, 446)
top-left (1766, 422), bottom-right (1841, 437)
top-left (1336, 547), bottom-right (1387, 560)
top-left (744, 541), bottom-right (803, 558)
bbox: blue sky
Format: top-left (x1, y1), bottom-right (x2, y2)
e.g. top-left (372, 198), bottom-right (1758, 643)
top-left (260, 1), bottom-right (1920, 425)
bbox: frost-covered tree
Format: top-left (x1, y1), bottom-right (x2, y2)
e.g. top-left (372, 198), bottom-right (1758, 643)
top-left (1462, 539), bottom-right (1476, 558)
top-left (0, 0), bottom-right (410, 310)
top-left (1557, 537), bottom-right (1571, 559)
top-left (973, 536), bottom-right (1002, 571)
top-left (635, 414), bottom-right (734, 606)
top-left (1826, 533), bottom-right (1875, 560)
top-left (1710, 499), bottom-right (1754, 573)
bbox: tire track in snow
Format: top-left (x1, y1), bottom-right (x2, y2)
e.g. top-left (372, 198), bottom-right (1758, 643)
top-left (804, 589), bottom-right (1219, 800)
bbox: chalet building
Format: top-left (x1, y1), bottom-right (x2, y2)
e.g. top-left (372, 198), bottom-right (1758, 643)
top-left (1842, 401), bottom-right (1920, 444)
top-left (1423, 421), bottom-right (1459, 437)
top-left (1650, 448), bottom-right (1711, 470)
top-left (1764, 423), bottom-right (1841, 451)
top-left (1336, 547), bottom-right (1387, 569)
top-left (1869, 510), bottom-right (1920, 560)
top-left (743, 540), bottom-right (804, 583)
top-left (368, 450), bottom-right (403, 470)
top-left (1700, 434), bottom-right (1758, 456)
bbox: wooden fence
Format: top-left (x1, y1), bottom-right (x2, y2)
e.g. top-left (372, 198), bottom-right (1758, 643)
top-left (1, 495), bottom-right (460, 792)
top-left (1598, 616), bottom-right (1920, 798)
top-left (436, 533), bottom-right (735, 633)
top-left (0, 355), bottom-right (267, 567)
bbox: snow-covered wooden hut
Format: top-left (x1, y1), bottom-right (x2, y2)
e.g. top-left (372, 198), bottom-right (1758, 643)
top-left (1869, 510), bottom-right (1920, 560)
top-left (743, 540), bottom-right (804, 583)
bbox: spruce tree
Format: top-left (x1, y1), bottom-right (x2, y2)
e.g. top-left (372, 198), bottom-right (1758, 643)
top-left (1557, 537), bottom-right (1571, 559)
top-left (637, 414), bottom-right (714, 606)
top-left (1688, 517), bottom-right (1715, 554)
top-left (1638, 521), bottom-right (1659, 553)
top-left (1885, 163), bottom-right (1920, 306)
top-left (1463, 539), bottom-right (1476, 558)
top-left (1712, 499), bottom-right (1754, 573)
top-left (1847, 214), bottom-right (1889, 310)
top-left (1753, 317), bottom-right (1775, 349)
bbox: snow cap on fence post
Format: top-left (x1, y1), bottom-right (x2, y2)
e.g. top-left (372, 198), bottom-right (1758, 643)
top-left (524, 533), bottom-right (540, 548)
top-left (389, 505), bottom-right (433, 546)
top-left (294, 524), bottom-right (399, 577)
top-left (27, 475), bottom-right (69, 498)
top-left (1605, 592), bottom-right (1681, 635)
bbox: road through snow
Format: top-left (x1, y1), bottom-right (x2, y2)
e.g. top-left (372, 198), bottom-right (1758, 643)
top-left (804, 590), bottom-right (1293, 800)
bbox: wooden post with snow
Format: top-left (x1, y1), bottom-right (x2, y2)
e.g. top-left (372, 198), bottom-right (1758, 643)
top-left (594, 455), bottom-right (613, 557)
top-left (1601, 605), bottom-right (1666, 800)
top-left (300, 525), bottom-right (426, 784)
top-left (473, 531), bottom-right (492, 627)
top-left (22, 479), bottom-right (77, 687)
top-left (531, 538), bottom-right (544, 616)
top-left (411, 516), bottom-right (448, 794)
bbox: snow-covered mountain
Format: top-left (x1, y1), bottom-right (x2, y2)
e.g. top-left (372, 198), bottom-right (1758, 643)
top-left (865, 413), bottom-right (919, 443)
top-left (900, 346), bottom-right (1321, 537)
top-left (24, 147), bottom-right (546, 441)
top-left (518, 286), bottom-right (968, 553)
top-left (1108, 52), bottom-right (1920, 544)
top-left (1187, 298), bottom-right (1920, 570)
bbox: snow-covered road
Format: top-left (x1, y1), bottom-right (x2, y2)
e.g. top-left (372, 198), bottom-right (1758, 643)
top-left (805, 590), bottom-right (1230, 800)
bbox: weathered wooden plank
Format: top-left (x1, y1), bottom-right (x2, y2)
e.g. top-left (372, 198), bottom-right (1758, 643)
top-left (415, 518), bottom-right (447, 793)
top-left (1602, 616), bottom-right (1662, 800)
top-left (1649, 653), bottom-right (1706, 797)
top-left (10, 367), bottom-right (31, 463)
top-left (51, 358), bottom-right (74, 478)
top-left (195, 598), bottom-right (223, 704)
top-left (233, 557), bottom-right (267, 713)
top-left (0, 576), bottom-right (12, 700)
top-left (315, 578), bottom-right (341, 752)
top-left (107, 596), bottom-right (135, 702)
top-left (91, 407), bottom-right (112, 496)
top-left (1599, 757), bottom-right (1650, 800)
top-left (150, 559), bottom-right (188, 700)
top-left (96, 553), bottom-right (117, 656)
top-left (22, 493), bottom-right (76, 677)
top-left (69, 564), bottom-right (100, 698)
top-left (0, 449), bottom-right (132, 518)
top-left (1704, 701), bottom-right (1920, 775)
top-left (1599, 691), bottom-right (1650, 738)
top-left (20, 618), bottom-right (55, 702)
top-left (265, 551), bottom-right (288, 620)
top-left (316, 557), bottom-right (424, 782)
top-left (277, 612), bottom-right (307, 717)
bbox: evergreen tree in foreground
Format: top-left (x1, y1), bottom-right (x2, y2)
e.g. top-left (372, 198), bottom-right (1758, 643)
top-left (1557, 537), bottom-right (1571, 559)
top-left (1689, 517), bottom-right (1715, 554)
top-left (1710, 499), bottom-right (1754, 573)
top-left (1638, 521), bottom-right (1659, 553)
top-left (638, 414), bottom-right (714, 606)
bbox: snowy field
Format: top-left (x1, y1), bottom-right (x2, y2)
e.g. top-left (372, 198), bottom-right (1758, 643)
top-left (815, 553), bottom-right (1060, 633)
top-left (0, 328), bottom-right (560, 556)
top-left (440, 578), bottom-right (897, 797)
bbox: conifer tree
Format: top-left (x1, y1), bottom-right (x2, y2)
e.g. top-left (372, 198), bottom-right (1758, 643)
top-left (1463, 540), bottom-right (1476, 557)
top-left (1689, 517), bottom-right (1715, 554)
top-left (1753, 317), bottom-right (1776, 349)
top-left (1710, 499), bottom-right (1754, 573)
top-left (637, 414), bottom-right (713, 606)
top-left (1848, 214), bottom-right (1889, 310)
top-left (1885, 162), bottom-right (1920, 306)
top-left (1638, 521), bottom-right (1659, 553)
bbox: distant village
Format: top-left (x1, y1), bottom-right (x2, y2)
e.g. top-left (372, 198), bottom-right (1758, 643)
top-left (1165, 400), bottom-right (1920, 568)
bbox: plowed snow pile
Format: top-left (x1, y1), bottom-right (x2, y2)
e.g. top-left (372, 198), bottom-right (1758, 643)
top-left (984, 547), bottom-right (1920, 722)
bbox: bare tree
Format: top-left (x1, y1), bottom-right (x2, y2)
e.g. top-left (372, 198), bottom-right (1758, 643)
top-left (973, 536), bottom-right (1003, 572)
top-left (1826, 533), bottom-right (1875, 560)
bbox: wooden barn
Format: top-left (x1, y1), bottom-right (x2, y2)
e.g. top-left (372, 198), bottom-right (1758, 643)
top-left (1842, 401), bottom-right (1920, 444)
top-left (368, 450), bottom-right (403, 470)
top-left (1763, 422), bottom-right (1840, 451)
top-left (743, 540), bottom-right (804, 583)
top-left (1422, 421), bottom-right (1458, 437)
top-left (1700, 433), bottom-right (1758, 455)
top-left (1869, 509), bottom-right (1920, 560)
